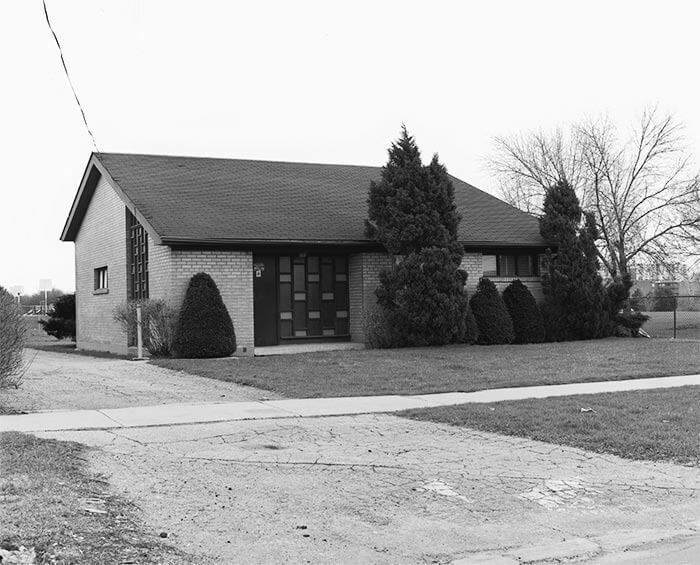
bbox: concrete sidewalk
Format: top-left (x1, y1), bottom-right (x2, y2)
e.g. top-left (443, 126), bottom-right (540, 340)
top-left (1, 373), bottom-right (698, 433)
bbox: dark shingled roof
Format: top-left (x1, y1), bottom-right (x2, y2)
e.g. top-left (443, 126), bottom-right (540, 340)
top-left (64, 152), bottom-right (549, 247)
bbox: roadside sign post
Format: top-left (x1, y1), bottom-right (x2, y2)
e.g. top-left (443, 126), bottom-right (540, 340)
top-left (39, 279), bottom-right (52, 315)
top-left (9, 285), bottom-right (23, 307)
top-left (135, 303), bottom-right (144, 360)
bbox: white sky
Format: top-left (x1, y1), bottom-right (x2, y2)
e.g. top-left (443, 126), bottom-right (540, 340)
top-left (1, 0), bottom-right (698, 294)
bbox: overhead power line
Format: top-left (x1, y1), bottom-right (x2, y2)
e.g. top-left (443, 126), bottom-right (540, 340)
top-left (42, 0), bottom-right (99, 151)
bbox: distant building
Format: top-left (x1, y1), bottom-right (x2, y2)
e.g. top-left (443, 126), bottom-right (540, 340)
top-left (630, 261), bottom-right (690, 283)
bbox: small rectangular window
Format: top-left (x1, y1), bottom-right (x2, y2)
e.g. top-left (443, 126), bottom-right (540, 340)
top-left (94, 267), bottom-right (108, 291)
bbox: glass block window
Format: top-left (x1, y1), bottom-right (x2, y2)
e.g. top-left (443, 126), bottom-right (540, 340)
top-left (127, 209), bottom-right (148, 299)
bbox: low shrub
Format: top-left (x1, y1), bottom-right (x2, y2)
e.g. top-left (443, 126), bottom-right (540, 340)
top-left (502, 280), bottom-right (545, 344)
top-left (0, 286), bottom-right (27, 388)
top-left (114, 299), bottom-right (177, 356)
top-left (39, 293), bottom-right (75, 340)
top-left (469, 278), bottom-right (514, 345)
top-left (614, 310), bottom-right (650, 337)
top-left (172, 273), bottom-right (236, 358)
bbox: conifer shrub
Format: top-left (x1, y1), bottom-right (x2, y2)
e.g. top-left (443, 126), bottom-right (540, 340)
top-left (365, 127), bottom-right (469, 347)
top-left (502, 279), bottom-right (545, 344)
top-left (172, 273), bottom-right (236, 358)
top-left (39, 293), bottom-right (76, 340)
top-left (540, 183), bottom-right (609, 340)
top-left (376, 248), bottom-right (469, 347)
top-left (462, 304), bottom-right (479, 344)
top-left (629, 287), bottom-right (647, 311)
top-left (362, 304), bottom-right (395, 349)
top-left (539, 300), bottom-right (569, 342)
top-left (469, 278), bottom-right (515, 345)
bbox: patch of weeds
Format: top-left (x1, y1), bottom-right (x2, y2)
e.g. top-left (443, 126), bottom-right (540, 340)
top-left (0, 432), bottom-right (197, 564)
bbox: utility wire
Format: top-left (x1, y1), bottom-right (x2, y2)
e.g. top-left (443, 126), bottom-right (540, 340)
top-left (42, 0), bottom-right (99, 152)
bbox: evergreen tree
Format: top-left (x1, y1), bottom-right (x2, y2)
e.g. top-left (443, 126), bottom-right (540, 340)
top-left (366, 127), bottom-right (467, 346)
top-left (469, 278), bottom-right (515, 345)
top-left (629, 287), bottom-right (646, 311)
top-left (376, 248), bottom-right (468, 346)
top-left (502, 279), bottom-right (545, 343)
top-left (366, 126), bottom-right (462, 257)
top-left (540, 182), bottom-right (608, 340)
top-left (39, 293), bottom-right (76, 340)
top-left (172, 273), bottom-right (236, 358)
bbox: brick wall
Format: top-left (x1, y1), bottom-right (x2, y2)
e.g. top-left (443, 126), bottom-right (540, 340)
top-left (147, 236), bottom-right (172, 301)
top-left (74, 175), bottom-right (128, 354)
top-left (460, 253), bottom-right (483, 296)
top-left (348, 252), bottom-right (393, 343)
top-left (169, 250), bottom-right (254, 355)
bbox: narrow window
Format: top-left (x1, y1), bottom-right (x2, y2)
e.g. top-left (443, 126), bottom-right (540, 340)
top-left (127, 209), bottom-right (149, 299)
top-left (498, 255), bottom-right (516, 277)
top-left (94, 267), bottom-right (108, 291)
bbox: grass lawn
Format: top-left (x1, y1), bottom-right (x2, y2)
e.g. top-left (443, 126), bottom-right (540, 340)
top-left (153, 338), bottom-right (699, 399)
top-left (643, 310), bottom-right (700, 340)
top-left (398, 385), bottom-right (700, 466)
top-left (0, 432), bottom-right (191, 564)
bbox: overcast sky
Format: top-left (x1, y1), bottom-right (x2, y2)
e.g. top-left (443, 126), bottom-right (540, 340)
top-left (1, 0), bottom-right (698, 294)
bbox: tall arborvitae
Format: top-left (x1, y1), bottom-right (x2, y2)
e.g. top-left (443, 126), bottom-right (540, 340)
top-left (540, 182), bottom-right (608, 340)
top-left (366, 127), bottom-right (468, 346)
top-left (366, 126), bottom-right (462, 257)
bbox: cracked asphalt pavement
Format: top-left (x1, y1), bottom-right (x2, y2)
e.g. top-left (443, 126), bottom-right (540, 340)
top-left (40, 413), bottom-right (699, 564)
top-left (7, 349), bottom-right (279, 412)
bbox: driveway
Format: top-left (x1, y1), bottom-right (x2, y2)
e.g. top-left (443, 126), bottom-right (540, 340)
top-left (41, 414), bottom-right (699, 564)
top-left (4, 349), bottom-right (279, 412)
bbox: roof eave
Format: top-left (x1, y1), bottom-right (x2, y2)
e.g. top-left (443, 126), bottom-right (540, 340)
top-left (60, 154), bottom-right (164, 244)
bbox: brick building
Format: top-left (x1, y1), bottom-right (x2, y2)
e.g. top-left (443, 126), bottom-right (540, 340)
top-left (61, 153), bottom-right (551, 355)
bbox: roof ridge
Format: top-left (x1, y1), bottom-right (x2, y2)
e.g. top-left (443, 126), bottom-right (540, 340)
top-left (94, 152), bottom-right (381, 171)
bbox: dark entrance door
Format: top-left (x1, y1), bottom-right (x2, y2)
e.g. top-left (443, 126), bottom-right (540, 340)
top-left (253, 255), bottom-right (278, 346)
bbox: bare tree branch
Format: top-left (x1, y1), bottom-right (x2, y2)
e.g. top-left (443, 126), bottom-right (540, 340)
top-left (487, 107), bottom-right (700, 278)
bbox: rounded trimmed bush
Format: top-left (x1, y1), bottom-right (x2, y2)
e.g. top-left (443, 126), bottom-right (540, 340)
top-left (502, 279), bottom-right (545, 344)
top-left (172, 273), bottom-right (236, 358)
top-left (462, 305), bottom-right (479, 344)
top-left (469, 278), bottom-right (514, 345)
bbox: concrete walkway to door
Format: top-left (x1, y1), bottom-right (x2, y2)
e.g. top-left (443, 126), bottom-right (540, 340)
top-left (2, 373), bottom-right (698, 433)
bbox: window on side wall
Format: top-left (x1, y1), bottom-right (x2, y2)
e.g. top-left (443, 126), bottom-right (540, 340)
top-left (94, 266), bottom-right (108, 293)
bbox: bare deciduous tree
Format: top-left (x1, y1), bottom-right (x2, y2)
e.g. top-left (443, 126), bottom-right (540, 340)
top-left (488, 107), bottom-right (700, 277)
top-left (0, 286), bottom-right (28, 388)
